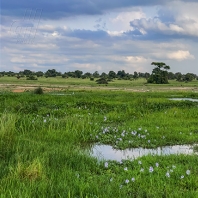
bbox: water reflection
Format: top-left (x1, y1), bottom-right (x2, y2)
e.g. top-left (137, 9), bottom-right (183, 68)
top-left (90, 144), bottom-right (197, 162)
top-left (169, 98), bottom-right (198, 102)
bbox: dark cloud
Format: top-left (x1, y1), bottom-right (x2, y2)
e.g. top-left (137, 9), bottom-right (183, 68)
top-left (65, 29), bottom-right (109, 40)
top-left (1, 0), bottom-right (176, 19)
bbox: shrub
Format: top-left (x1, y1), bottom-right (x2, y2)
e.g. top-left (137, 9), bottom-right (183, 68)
top-left (96, 77), bottom-right (108, 84)
top-left (34, 87), bottom-right (44, 94)
top-left (90, 77), bottom-right (94, 81)
top-left (26, 75), bottom-right (37, 80)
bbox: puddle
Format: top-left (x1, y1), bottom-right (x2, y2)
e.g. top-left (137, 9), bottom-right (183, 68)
top-left (90, 144), bottom-right (197, 162)
top-left (50, 93), bottom-right (74, 96)
top-left (169, 98), bottom-right (198, 102)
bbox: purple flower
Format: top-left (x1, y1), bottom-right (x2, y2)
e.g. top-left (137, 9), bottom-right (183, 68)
top-left (105, 162), bottom-right (108, 168)
top-left (149, 166), bottom-right (154, 173)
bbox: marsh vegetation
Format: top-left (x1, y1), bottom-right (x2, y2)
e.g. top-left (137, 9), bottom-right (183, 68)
top-left (0, 90), bottom-right (198, 197)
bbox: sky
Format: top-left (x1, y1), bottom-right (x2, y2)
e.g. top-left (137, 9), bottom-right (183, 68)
top-left (1, 0), bottom-right (198, 74)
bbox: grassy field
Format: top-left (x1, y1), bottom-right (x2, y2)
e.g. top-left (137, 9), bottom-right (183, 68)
top-left (1, 76), bottom-right (198, 91)
top-left (0, 82), bottom-right (198, 197)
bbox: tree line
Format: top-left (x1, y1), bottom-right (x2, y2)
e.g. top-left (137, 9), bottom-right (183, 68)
top-left (0, 62), bottom-right (198, 84)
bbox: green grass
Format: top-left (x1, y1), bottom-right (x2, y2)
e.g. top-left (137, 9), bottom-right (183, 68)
top-left (0, 90), bottom-right (198, 197)
top-left (1, 76), bottom-right (198, 90)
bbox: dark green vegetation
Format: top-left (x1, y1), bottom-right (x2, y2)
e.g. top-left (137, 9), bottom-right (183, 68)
top-left (1, 66), bottom-right (197, 83)
top-left (147, 62), bottom-right (170, 84)
top-left (0, 90), bottom-right (198, 197)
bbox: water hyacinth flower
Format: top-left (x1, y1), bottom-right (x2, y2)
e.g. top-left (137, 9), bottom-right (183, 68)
top-left (148, 140), bottom-right (150, 143)
top-left (131, 131), bottom-right (137, 136)
top-left (172, 165), bottom-right (176, 169)
top-left (131, 178), bottom-right (135, 182)
top-left (149, 166), bottom-right (154, 173)
top-left (140, 168), bottom-right (144, 172)
top-left (104, 116), bottom-right (107, 121)
top-left (125, 179), bottom-right (129, 184)
top-left (186, 170), bottom-right (190, 175)
top-left (124, 167), bottom-right (128, 171)
top-left (181, 175), bottom-right (184, 179)
top-left (138, 127), bottom-right (142, 131)
top-left (110, 178), bottom-right (113, 182)
top-left (155, 163), bottom-right (159, 167)
top-left (105, 162), bottom-right (108, 168)
top-left (138, 160), bottom-right (142, 165)
top-left (166, 172), bottom-right (170, 178)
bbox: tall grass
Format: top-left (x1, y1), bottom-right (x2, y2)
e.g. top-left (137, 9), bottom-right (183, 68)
top-left (0, 91), bottom-right (198, 197)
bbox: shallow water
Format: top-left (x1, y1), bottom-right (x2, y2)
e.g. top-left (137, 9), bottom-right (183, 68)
top-left (169, 98), bottom-right (198, 102)
top-left (50, 93), bottom-right (74, 95)
top-left (90, 144), bottom-right (197, 162)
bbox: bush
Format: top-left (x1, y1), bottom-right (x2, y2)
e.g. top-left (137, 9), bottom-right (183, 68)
top-left (96, 77), bottom-right (108, 84)
top-left (90, 77), bottom-right (94, 81)
top-left (34, 87), bottom-right (44, 94)
top-left (26, 75), bottom-right (37, 80)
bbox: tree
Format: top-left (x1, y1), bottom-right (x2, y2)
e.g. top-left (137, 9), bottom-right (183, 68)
top-left (147, 62), bottom-right (170, 84)
top-left (45, 69), bottom-right (57, 77)
top-left (117, 70), bottom-right (126, 78)
top-left (74, 70), bottom-right (83, 78)
top-left (100, 72), bottom-right (108, 78)
top-left (93, 71), bottom-right (100, 78)
top-left (145, 72), bottom-right (150, 80)
top-left (108, 71), bottom-right (116, 79)
top-left (84, 72), bottom-right (92, 78)
top-left (35, 71), bottom-right (44, 77)
top-left (133, 71), bottom-right (139, 80)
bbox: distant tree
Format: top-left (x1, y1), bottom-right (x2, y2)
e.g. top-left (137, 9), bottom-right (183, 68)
top-left (35, 71), bottom-right (44, 77)
top-left (62, 73), bottom-right (68, 78)
top-left (147, 62), bottom-right (170, 84)
top-left (66, 72), bottom-right (76, 78)
top-left (100, 72), bottom-right (108, 78)
top-left (175, 72), bottom-right (183, 81)
top-left (145, 72), bottom-right (150, 79)
top-left (81, 75), bottom-right (87, 79)
top-left (133, 71), bottom-right (139, 80)
top-left (93, 71), bottom-right (100, 78)
top-left (168, 72), bottom-right (175, 80)
top-left (108, 71), bottom-right (116, 79)
top-left (23, 69), bottom-right (33, 76)
top-left (117, 70), bottom-right (126, 78)
top-left (84, 72), bottom-right (92, 78)
top-left (74, 70), bottom-right (83, 78)
top-left (56, 71), bottom-right (62, 76)
top-left (45, 69), bottom-right (57, 77)
top-left (183, 73), bottom-right (195, 82)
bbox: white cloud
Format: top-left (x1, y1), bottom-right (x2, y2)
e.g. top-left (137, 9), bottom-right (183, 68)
top-left (167, 50), bottom-right (194, 61)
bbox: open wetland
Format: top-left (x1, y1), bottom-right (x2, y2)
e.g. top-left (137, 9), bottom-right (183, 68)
top-left (0, 90), bottom-right (198, 197)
